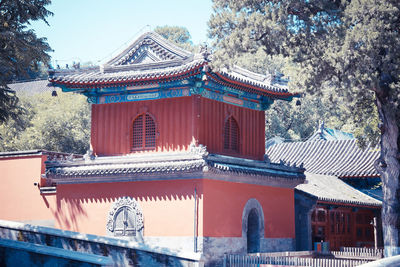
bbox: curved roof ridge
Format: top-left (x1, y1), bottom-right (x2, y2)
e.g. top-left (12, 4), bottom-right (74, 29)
top-left (105, 31), bottom-right (193, 66)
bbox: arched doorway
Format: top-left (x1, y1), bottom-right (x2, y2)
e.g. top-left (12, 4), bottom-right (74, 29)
top-left (247, 208), bottom-right (260, 253)
top-left (242, 198), bottom-right (265, 253)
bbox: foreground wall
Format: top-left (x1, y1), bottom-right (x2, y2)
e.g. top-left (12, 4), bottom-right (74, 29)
top-left (1, 155), bottom-right (298, 266)
top-left (0, 220), bottom-right (202, 266)
top-left (0, 155), bottom-right (56, 227)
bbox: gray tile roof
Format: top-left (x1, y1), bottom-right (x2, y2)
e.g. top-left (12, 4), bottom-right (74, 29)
top-left (266, 139), bottom-right (379, 178)
top-left (219, 65), bottom-right (288, 91)
top-left (8, 80), bottom-right (54, 95)
top-left (49, 59), bottom-right (206, 86)
top-left (0, 149), bottom-right (82, 159)
top-left (45, 145), bottom-right (305, 186)
top-left (297, 172), bottom-right (381, 207)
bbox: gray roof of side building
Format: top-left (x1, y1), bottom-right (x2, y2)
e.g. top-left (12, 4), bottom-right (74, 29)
top-left (8, 80), bottom-right (54, 96)
top-left (297, 172), bottom-right (381, 207)
top-left (266, 139), bottom-right (380, 178)
top-left (0, 150), bottom-right (82, 159)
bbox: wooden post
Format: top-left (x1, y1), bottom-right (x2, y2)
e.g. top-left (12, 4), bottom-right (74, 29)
top-left (194, 187), bottom-right (197, 253)
top-left (373, 217), bottom-right (378, 250)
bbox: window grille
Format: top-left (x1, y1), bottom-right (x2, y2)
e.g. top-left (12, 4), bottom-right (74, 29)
top-left (224, 116), bottom-right (239, 152)
top-left (145, 114), bottom-right (156, 148)
top-left (132, 113), bottom-right (156, 150)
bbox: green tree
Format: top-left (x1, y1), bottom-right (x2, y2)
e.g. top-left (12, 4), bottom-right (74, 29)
top-left (154, 25), bottom-right (197, 52)
top-left (230, 48), bottom-right (353, 142)
top-left (0, 0), bottom-right (52, 123)
top-left (209, 0), bottom-right (400, 255)
top-left (0, 91), bottom-right (90, 154)
top-left (265, 96), bottom-right (354, 142)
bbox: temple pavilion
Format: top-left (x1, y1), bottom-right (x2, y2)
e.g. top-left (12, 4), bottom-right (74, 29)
top-left (9, 31), bottom-right (306, 265)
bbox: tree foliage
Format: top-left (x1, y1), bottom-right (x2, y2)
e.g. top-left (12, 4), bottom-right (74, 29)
top-left (209, 0), bottom-right (400, 254)
top-left (0, 91), bottom-right (90, 154)
top-left (265, 97), bottom-right (354, 141)
top-left (0, 0), bottom-right (52, 123)
top-left (219, 41), bottom-right (354, 142)
top-left (154, 25), bottom-right (197, 52)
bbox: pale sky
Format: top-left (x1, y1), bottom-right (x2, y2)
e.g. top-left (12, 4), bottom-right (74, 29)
top-left (30, 0), bottom-right (213, 67)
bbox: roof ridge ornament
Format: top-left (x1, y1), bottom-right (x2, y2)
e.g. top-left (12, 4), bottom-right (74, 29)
top-left (189, 142), bottom-right (208, 158)
top-left (194, 43), bottom-right (211, 61)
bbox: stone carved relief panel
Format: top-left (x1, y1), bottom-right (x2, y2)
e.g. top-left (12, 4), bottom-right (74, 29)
top-left (106, 197), bottom-right (144, 237)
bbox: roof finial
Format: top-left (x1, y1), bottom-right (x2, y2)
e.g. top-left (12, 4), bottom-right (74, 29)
top-left (317, 121), bottom-right (325, 136)
top-left (195, 42), bottom-right (211, 61)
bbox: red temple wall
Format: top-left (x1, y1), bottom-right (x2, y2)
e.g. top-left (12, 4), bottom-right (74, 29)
top-left (91, 95), bottom-right (266, 160)
top-left (91, 96), bottom-right (194, 156)
top-left (53, 180), bottom-right (204, 237)
top-left (0, 157), bottom-right (294, 239)
top-left (202, 179), bottom-right (295, 238)
top-left (198, 97), bottom-right (265, 160)
top-left (0, 156), bottom-right (56, 224)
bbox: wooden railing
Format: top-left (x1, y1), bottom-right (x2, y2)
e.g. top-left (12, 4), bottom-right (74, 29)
top-left (223, 254), bottom-right (371, 267)
top-left (337, 247), bottom-right (384, 258)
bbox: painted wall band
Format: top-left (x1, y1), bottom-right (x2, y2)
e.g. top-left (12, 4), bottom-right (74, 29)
top-left (87, 86), bottom-right (262, 110)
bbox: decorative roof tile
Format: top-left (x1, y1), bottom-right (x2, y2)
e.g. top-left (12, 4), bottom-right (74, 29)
top-left (106, 32), bottom-right (192, 66)
top-left (44, 145), bottom-right (305, 186)
top-left (218, 65), bottom-right (289, 93)
top-left (48, 31), bottom-right (299, 99)
top-left (49, 59), bottom-right (205, 86)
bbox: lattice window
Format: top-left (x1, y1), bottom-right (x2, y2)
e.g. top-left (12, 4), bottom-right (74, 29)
top-left (224, 116), bottom-right (239, 152)
top-left (132, 113), bottom-right (156, 151)
top-left (145, 114), bottom-right (156, 148)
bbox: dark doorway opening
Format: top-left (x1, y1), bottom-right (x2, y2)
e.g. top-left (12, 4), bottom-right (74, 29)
top-left (247, 208), bottom-right (260, 253)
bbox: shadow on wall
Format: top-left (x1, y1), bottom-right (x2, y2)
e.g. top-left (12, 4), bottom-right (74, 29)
top-left (51, 179), bottom-right (203, 234)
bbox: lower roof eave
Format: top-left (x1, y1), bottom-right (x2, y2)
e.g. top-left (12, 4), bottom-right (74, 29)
top-left (46, 168), bottom-right (304, 188)
top-left (316, 200), bottom-right (381, 209)
top-left (46, 170), bottom-right (206, 185)
top-left (205, 170), bottom-right (304, 189)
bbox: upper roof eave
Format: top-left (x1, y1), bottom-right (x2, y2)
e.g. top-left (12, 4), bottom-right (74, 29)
top-left (48, 31), bottom-right (300, 98)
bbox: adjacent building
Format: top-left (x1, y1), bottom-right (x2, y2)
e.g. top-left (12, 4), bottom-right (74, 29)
top-left (266, 124), bottom-right (382, 251)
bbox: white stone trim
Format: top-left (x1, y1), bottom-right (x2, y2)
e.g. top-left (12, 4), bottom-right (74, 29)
top-left (106, 197), bottom-right (144, 238)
